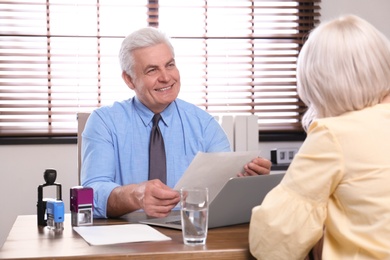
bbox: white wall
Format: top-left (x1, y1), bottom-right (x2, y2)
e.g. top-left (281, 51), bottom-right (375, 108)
top-left (0, 144), bottom-right (78, 247)
top-left (321, 0), bottom-right (390, 37)
top-left (2, 0), bottom-right (390, 249)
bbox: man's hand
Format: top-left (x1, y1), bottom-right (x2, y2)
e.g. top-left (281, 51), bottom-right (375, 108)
top-left (135, 179), bottom-right (180, 218)
top-left (237, 157), bottom-right (272, 177)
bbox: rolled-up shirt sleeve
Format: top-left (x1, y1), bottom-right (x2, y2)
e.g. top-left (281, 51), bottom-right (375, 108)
top-left (81, 110), bottom-right (120, 218)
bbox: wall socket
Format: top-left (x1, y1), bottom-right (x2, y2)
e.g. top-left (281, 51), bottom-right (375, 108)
top-left (270, 148), bottom-right (299, 164)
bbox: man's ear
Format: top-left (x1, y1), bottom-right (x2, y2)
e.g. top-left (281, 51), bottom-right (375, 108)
top-left (122, 71), bottom-right (135, 90)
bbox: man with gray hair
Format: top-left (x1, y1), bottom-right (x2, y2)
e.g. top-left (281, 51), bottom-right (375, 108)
top-left (81, 27), bottom-right (271, 219)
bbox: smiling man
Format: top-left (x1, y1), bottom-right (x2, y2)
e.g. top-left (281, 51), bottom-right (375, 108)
top-left (81, 27), bottom-right (271, 219)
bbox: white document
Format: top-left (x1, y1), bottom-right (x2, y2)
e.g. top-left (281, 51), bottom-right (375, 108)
top-left (73, 224), bottom-right (171, 246)
top-left (174, 151), bottom-right (260, 201)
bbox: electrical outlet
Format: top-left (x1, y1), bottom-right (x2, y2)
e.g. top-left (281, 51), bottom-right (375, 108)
top-left (270, 148), bottom-right (299, 164)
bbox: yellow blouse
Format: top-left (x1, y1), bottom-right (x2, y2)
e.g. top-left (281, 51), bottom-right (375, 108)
top-left (249, 103), bottom-right (390, 260)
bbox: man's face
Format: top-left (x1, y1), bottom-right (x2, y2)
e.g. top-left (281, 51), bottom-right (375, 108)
top-left (125, 43), bottom-right (181, 114)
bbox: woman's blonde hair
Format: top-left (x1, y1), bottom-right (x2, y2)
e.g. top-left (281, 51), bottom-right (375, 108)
top-left (297, 15), bottom-right (390, 130)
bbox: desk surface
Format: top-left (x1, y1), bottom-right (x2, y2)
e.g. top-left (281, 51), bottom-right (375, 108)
top-left (0, 213), bottom-right (255, 260)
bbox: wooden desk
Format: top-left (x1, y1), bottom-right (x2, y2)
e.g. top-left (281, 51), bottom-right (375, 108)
top-left (0, 213), bottom-right (255, 259)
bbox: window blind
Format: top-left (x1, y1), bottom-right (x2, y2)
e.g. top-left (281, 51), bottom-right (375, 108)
top-left (0, 0), bottom-right (321, 137)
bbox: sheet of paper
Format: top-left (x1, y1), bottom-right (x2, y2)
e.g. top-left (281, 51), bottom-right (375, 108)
top-left (73, 224), bottom-right (171, 246)
top-left (174, 151), bottom-right (260, 201)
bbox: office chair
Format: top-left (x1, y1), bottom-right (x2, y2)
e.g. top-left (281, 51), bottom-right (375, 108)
top-left (77, 112), bottom-right (90, 185)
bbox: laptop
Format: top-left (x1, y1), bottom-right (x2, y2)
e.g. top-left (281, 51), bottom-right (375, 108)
top-left (138, 173), bottom-right (284, 229)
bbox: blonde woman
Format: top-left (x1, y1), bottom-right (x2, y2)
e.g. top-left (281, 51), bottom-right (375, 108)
top-left (249, 15), bottom-right (390, 259)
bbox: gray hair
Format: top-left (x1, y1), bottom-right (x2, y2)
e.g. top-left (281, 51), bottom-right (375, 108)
top-left (119, 27), bottom-right (175, 78)
top-left (297, 15), bottom-right (390, 130)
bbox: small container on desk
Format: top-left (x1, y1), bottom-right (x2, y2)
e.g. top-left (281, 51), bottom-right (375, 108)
top-left (46, 199), bottom-right (65, 231)
top-left (70, 186), bottom-right (94, 226)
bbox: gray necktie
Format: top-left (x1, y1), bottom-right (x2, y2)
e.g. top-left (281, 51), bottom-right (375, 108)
top-left (148, 113), bottom-right (167, 184)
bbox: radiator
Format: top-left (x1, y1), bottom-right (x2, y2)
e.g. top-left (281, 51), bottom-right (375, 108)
top-left (216, 115), bottom-right (259, 152)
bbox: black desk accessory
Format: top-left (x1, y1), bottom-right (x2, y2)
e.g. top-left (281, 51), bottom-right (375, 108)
top-left (37, 169), bottom-right (62, 227)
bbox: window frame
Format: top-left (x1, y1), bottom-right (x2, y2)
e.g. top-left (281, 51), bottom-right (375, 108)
top-left (0, 0), bottom-right (319, 144)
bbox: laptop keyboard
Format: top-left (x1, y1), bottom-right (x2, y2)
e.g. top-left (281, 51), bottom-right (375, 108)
top-left (166, 220), bottom-right (182, 225)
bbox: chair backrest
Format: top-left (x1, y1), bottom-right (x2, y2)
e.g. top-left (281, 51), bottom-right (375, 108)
top-left (77, 112), bottom-right (91, 185)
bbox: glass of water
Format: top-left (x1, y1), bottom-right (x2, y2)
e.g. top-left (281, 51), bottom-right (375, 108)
top-left (180, 187), bottom-right (209, 246)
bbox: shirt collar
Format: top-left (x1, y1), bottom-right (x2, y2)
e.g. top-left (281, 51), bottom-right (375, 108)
top-left (133, 96), bottom-right (175, 128)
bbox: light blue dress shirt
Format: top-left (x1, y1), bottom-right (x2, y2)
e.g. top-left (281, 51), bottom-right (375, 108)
top-left (81, 96), bottom-right (231, 218)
